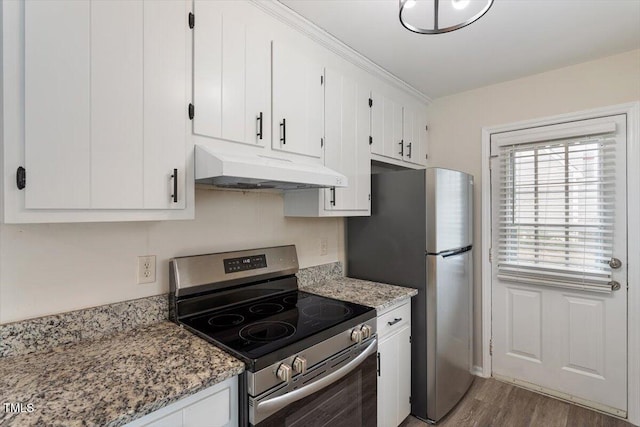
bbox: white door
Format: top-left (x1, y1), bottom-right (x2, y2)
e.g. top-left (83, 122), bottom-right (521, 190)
top-left (491, 114), bottom-right (628, 417)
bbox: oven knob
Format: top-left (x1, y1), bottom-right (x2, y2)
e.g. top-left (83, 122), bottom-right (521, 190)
top-left (360, 324), bottom-right (373, 339)
top-left (350, 328), bottom-right (363, 344)
top-left (276, 363), bottom-right (292, 382)
top-left (292, 356), bottom-right (307, 374)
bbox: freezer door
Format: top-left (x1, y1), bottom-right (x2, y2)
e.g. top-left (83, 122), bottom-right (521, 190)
top-left (426, 249), bottom-right (473, 422)
top-left (426, 168), bottom-right (473, 253)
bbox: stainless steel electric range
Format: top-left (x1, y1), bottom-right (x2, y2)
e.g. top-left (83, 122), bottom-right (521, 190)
top-left (169, 245), bottom-right (377, 427)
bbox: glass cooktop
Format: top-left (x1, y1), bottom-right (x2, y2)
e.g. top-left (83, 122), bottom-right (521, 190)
top-left (182, 291), bottom-right (373, 363)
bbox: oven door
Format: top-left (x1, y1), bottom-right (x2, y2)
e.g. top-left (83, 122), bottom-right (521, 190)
top-left (251, 338), bottom-right (377, 427)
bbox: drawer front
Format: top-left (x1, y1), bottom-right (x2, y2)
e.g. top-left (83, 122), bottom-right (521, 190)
top-left (377, 302), bottom-right (411, 339)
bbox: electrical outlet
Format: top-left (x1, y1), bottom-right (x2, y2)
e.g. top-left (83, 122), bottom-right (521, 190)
top-left (137, 255), bottom-right (156, 284)
top-left (320, 238), bottom-right (328, 256)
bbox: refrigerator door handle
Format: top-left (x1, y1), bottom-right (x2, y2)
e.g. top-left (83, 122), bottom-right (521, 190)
top-left (439, 245), bottom-right (473, 258)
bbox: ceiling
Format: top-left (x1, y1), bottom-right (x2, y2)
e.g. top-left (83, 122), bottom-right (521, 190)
top-left (279, 0), bottom-right (640, 99)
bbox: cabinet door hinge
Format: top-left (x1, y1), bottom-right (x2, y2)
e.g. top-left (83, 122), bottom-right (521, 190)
top-left (377, 352), bottom-right (381, 376)
top-left (425, 125), bottom-right (429, 131)
top-left (369, 136), bottom-right (373, 145)
top-left (320, 75), bottom-right (324, 85)
top-left (16, 167), bottom-right (26, 190)
top-left (409, 396), bottom-right (412, 405)
top-left (320, 137), bottom-right (324, 147)
top-left (409, 335), bottom-right (412, 344)
top-left (368, 98), bottom-right (373, 108)
top-left (368, 194), bottom-right (371, 201)
top-left (489, 339), bottom-right (493, 356)
top-left (188, 12), bottom-right (195, 29)
top-left (489, 247), bottom-right (492, 263)
top-left (188, 103), bottom-right (194, 120)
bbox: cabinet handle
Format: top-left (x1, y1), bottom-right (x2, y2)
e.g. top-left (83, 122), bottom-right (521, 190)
top-left (407, 142), bottom-right (412, 158)
top-left (257, 112), bottom-right (263, 140)
top-left (330, 187), bottom-right (336, 206)
top-left (280, 119), bottom-right (286, 144)
top-left (387, 317), bottom-right (402, 326)
top-left (399, 140), bottom-right (404, 156)
top-left (170, 168), bottom-right (178, 203)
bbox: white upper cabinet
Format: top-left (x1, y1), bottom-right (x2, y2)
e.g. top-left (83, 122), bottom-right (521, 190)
top-left (272, 41), bottom-right (324, 159)
top-left (402, 105), bottom-right (428, 166)
top-left (371, 91), bottom-right (428, 168)
top-left (371, 91), bottom-right (403, 161)
top-left (283, 68), bottom-right (371, 217)
top-left (6, 0), bottom-right (192, 222)
top-left (193, 0), bottom-right (271, 147)
top-left (323, 69), bottom-right (371, 213)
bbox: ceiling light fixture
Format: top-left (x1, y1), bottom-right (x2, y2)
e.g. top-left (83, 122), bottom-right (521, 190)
top-left (399, 0), bottom-right (494, 34)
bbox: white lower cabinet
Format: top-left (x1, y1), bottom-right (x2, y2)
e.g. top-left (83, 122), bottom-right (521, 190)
top-left (124, 376), bottom-right (238, 427)
top-left (377, 301), bottom-right (411, 427)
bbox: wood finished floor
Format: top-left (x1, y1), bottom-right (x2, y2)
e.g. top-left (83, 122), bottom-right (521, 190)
top-left (399, 377), bottom-right (631, 427)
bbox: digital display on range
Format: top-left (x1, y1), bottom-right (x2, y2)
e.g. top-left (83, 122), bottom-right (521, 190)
top-left (224, 254), bottom-right (267, 273)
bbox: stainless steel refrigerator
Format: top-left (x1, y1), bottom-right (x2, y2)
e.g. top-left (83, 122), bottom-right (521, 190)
top-left (347, 167), bottom-right (473, 423)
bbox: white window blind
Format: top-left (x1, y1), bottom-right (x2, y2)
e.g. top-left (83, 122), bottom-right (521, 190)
top-left (496, 135), bottom-right (617, 293)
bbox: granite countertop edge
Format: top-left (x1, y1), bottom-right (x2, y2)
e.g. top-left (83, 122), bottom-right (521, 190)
top-left (299, 275), bottom-right (418, 313)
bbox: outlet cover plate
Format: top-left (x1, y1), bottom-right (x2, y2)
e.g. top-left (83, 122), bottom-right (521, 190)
top-left (137, 255), bottom-right (156, 284)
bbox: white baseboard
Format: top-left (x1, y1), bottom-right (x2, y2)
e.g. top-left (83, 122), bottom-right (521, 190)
top-left (471, 365), bottom-right (487, 377)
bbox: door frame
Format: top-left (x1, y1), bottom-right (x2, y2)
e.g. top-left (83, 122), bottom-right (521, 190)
top-left (480, 102), bottom-right (640, 425)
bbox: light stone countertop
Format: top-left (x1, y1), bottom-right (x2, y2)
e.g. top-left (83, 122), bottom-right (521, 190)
top-left (0, 321), bottom-right (245, 427)
top-left (300, 276), bottom-right (418, 312)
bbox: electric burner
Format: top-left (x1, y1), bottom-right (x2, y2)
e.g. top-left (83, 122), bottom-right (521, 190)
top-left (208, 313), bottom-right (245, 327)
top-left (239, 321), bottom-right (296, 342)
top-left (302, 302), bottom-right (353, 321)
top-left (249, 302), bottom-right (284, 315)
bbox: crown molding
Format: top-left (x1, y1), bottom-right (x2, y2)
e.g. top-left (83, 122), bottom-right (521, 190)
top-left (250, 0), bottom-right (432, 105)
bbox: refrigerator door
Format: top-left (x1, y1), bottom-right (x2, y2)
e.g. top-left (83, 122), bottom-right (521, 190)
top-left (426, 168), bottom-right (473, 254)
top-left (426, 249), bottom-right (473, 422)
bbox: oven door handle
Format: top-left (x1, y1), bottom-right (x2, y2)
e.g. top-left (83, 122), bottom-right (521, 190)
top-left (256, 338), bottom-right (377, 421)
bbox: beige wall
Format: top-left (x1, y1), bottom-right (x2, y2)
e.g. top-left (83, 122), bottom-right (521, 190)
top-left (426, 49), bottom-right (640, 368)
top-left (0, 189), bottom-right (343, 323)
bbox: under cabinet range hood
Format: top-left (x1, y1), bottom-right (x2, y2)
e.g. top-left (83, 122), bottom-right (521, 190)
top-left (195, 145), bottom-right (347, 190)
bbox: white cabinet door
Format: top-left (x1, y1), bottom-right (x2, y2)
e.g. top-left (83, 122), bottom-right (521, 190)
top-left (378, 327), bottom-right (412, 427)
top-left (193, 1), bottom-right (270, 147)
top-left (90, 0), bottom-right (144, 209)
top-left (402, 107), bottom-right (414, 163)
top-left (23, 0), bottom-right (189, 212)
top-left (403, 105), bottom-right (427, 166)
top-left (377, 334), bottom-right (397, 427)
top-left (370, 91), bottom-right (403, 161)
top-left (272, 41), bottom-right (324, 158)
top-left (143, 0), bottom-right (189, 209)
top-left (24, 0), bottom-right (91, 209)
top-left (323, 69), bottom-right (371, 212)
top-left (396, 326), bottom-right (412, 424)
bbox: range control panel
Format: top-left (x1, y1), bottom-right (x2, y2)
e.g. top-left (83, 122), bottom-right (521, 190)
top-left (224, 254), bottom-right (267, 273)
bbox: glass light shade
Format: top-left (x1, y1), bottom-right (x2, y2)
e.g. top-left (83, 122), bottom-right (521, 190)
top-left (399, 0), bottom-right (494, 34)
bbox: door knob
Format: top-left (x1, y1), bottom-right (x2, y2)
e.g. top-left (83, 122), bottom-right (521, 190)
top-left (609, 258), bottom-right (622, 269)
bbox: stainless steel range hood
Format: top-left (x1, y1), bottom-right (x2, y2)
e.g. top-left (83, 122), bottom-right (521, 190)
top-left (195, 145), bottom-right (347, 190)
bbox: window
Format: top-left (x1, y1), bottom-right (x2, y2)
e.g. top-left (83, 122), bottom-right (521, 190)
top-left (496, 135), bottom-right (616, 292)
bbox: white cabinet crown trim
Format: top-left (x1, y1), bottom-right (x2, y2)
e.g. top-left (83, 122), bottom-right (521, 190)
top-left (249, 0), bottom-right (431, 105)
